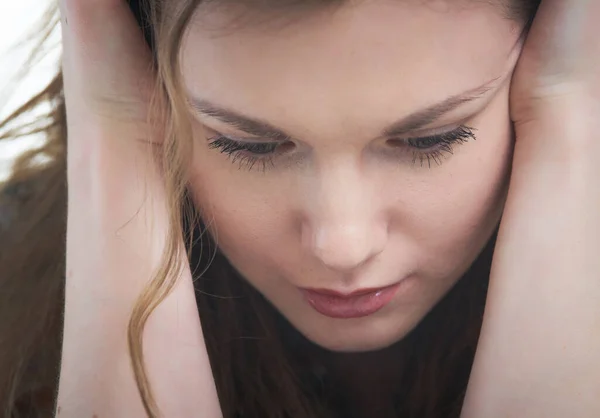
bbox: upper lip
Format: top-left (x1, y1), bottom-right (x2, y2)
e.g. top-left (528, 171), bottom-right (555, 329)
top-left (301, 285), bottom-right (394, 298)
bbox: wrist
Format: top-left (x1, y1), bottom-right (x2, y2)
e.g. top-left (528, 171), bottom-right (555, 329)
top-left (513, 92), bottom-right (599, 158)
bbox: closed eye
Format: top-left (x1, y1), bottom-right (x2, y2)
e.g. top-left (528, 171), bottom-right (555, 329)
top-left (207, 135), bottom-right (292, 171)
top-left (387, 125), bottom-right (477, 168)
top-left (207, 125), bottom-right (476, 171)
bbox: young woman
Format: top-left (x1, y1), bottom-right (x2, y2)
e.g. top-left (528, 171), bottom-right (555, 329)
top-left (1, 0), bottom-right (599, 416)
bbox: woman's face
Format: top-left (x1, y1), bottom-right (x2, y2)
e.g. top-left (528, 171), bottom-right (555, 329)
top-left (181, 0), bottom-right (523, 352)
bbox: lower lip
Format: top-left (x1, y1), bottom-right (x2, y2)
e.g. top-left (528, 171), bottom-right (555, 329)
top-left (301, 283), bottom-right (402, 319)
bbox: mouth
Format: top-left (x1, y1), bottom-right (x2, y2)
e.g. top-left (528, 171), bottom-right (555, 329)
top-left (299, 282), bottom-right (402, 319)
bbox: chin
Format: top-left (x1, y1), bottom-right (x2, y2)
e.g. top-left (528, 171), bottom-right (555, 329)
top-left (317, 336), bottom-right (403, 353)
top-left (291, 310), bottom-right (422, 353)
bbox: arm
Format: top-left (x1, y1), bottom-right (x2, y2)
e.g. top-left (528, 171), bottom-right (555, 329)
top-left (462, 103), bottom-right (600, 417)
top-left (462, 1), bottom-right (600, 415)
top-left (55, 1), bottom-right (222, 416)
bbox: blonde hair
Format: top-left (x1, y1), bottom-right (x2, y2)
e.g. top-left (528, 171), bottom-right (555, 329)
top-left (0, 1), bottom-right (539, 417)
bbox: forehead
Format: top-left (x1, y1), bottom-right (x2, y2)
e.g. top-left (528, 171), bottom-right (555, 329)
top-left (180, 0), bottom-right (521, 137)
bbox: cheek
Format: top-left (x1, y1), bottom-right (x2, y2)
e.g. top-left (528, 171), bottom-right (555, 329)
top-left (187, 86), bottom-right (514, 284)
top-left (187, 142), bottom-right (291, 270)
top-left (401, 90), bottom-right (513, 276)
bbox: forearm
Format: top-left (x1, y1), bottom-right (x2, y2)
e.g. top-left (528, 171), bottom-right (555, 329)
top-left (56, 135), bottom-right (221, 417)
top-left (462, 100), bottom-right (600, 417)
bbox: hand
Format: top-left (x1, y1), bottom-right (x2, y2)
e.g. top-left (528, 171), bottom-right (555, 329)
top-left (510, 0), bottom-right (600, 132)
top-left (57, 1), bottom-right (220, 417)
top-left (463, 1), bottom-right (600, 416)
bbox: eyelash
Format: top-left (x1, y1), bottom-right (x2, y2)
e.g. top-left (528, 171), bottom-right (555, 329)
top-left (207, 136), bottom-right (281, 171)
top-left (207, 125), bottom-right (477, 171)
top-left (399, 125), bottom-right (477, 168)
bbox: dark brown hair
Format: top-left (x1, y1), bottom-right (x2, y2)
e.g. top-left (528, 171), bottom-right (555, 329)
top-left (0, 1), bottom-right (539, 417)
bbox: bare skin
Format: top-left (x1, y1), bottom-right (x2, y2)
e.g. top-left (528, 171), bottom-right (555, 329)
top-left (57, 0), bottom-right (220, 416)
top-left (55, 0), bottom-right (600, 416)
top-left (182, 2), bottom-right (517, 411)
top-left (464, 1), bottom-right (600, 415)
top-left (183, 0), bottom-right (521, 354)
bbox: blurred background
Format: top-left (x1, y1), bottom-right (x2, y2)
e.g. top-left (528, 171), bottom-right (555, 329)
top-left (0, 0), bottom-right (60, 182)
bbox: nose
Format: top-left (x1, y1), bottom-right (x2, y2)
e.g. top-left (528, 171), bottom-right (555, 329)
top-left (307, 221), bottom-right (387, 272)
top-left (301, 161), bottom-right (388, 273)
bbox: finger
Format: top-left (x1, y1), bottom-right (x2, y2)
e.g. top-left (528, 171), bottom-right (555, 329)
top-left (60, 0), bottom-right (155, 124)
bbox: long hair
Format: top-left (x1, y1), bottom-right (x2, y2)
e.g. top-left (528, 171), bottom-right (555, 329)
top-left (0, 1), bottom-right (540, 417)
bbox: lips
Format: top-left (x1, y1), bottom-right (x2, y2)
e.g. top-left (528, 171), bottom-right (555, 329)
top-left (300, 282), bottom-right (401, 319)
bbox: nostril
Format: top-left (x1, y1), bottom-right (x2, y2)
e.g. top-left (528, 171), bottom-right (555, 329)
top-left (315, 250), bottom-right (370, 272)
top-left (312, 226), bottom-right (378, 272)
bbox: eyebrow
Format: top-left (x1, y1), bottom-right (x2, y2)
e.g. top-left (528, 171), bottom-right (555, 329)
top-left (188, 76), bottom-right (500, 141)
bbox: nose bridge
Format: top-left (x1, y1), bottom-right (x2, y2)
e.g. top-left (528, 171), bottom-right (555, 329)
top-left (302, 159), bottom-right (387, 272)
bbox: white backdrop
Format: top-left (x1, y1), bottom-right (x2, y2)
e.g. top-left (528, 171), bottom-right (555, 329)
top-left (0, 0), bottom-right (60, 181)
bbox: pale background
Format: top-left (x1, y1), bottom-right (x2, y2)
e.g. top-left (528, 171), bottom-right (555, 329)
top-left (0, 0), bottom-right (60, 182)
